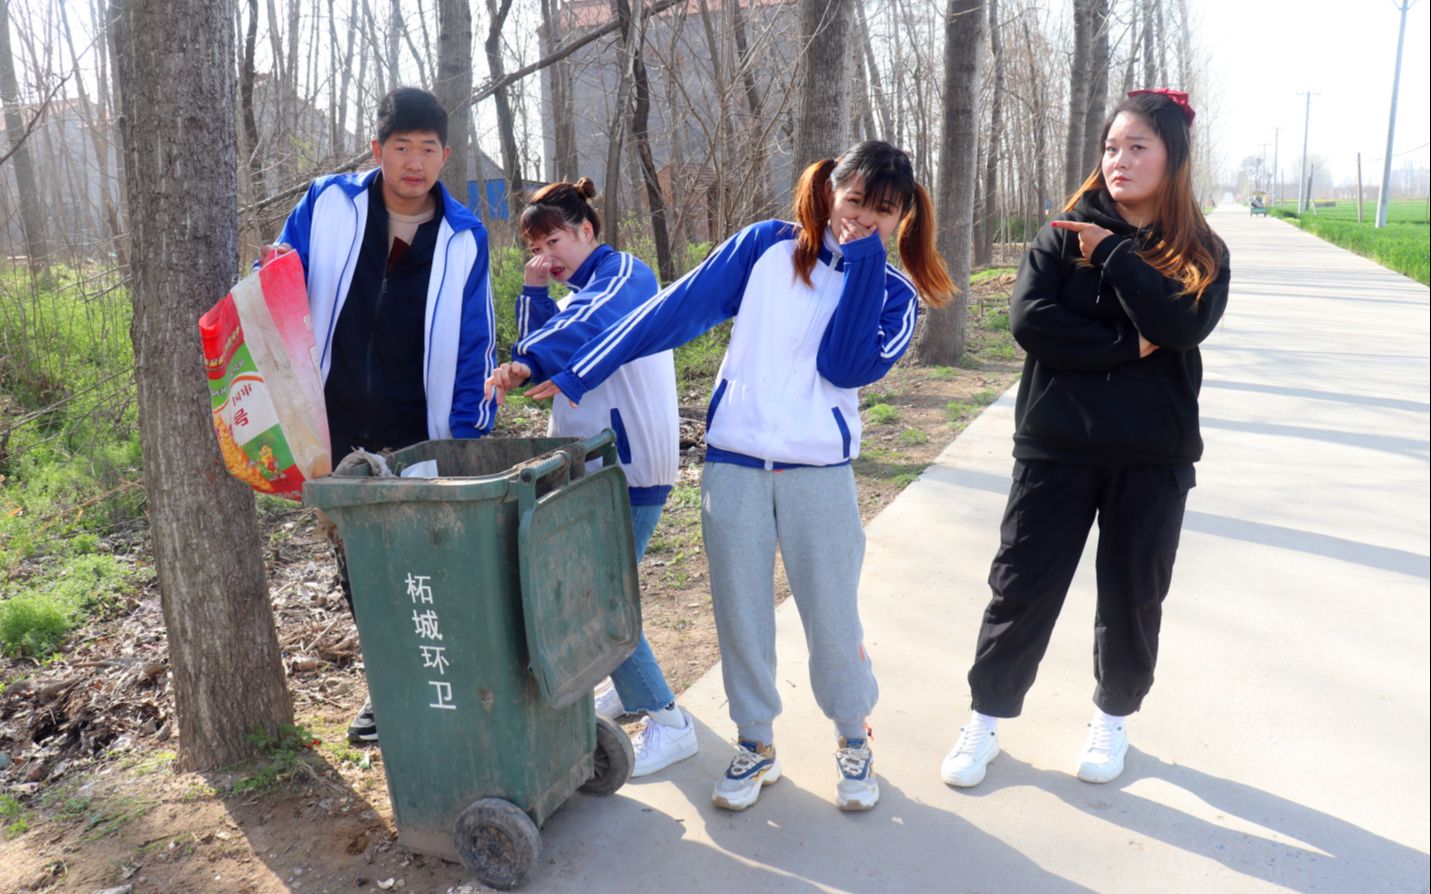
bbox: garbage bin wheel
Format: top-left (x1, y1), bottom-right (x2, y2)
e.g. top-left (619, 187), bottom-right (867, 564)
top-left (452, 797), bottom-right (541, 891)
top-left (580, 715), bottom-right (634, 795)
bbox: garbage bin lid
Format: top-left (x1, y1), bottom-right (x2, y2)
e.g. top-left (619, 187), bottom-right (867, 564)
top-left (517, 466), bottom-right (641, 709)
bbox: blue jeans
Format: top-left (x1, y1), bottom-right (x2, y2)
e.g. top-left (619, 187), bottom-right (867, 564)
top-left (608, 500), bottom-right (677, 712)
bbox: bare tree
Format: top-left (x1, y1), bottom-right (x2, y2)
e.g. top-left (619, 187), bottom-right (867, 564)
top-left (1063, 0), bottom-right (1091, 195)
top-left (112, 0), bottom-right (293, 771)
top-left (975, 0), bottom-right (1005, 267)
top-left (1, 0), bottom-right (49, 269)
top-left (613, 0), bottom-right (674, 281)
top-left (793, 0), bottom-right (854, 175)
top-left (539, 0), bottom-right (577, 181)
top-left (916, 0), bottom-right (984, 366)
top-left (1080, 0), bottom-right (1109, 176)
top-left (484, 0), bottom-right (522, 220)
top-left (436, 0), bottom-right (474, 204)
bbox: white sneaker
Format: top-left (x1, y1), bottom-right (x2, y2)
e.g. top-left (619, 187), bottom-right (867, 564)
top-left (1076, 714), bottom-right (1129, 783)
top-left (631, 709), bottom-right (699, 777)
top-left (834, 737), bottom-right (879, 811)
top-left (940, 716), bottom-right (1000, 788)
top-left (594, 677), bottom-right (625, 720)
top-left (712, 741), bottom-right (781, 811)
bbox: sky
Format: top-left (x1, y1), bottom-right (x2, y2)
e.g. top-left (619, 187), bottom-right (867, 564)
top-left (1195, 0), bottom-right (1431, 188)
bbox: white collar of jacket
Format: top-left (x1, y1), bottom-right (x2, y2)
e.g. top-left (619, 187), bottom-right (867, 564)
top-left (298, 168), bottom-right (492, 439)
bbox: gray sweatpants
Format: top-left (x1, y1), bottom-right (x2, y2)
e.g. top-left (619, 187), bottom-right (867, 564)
top-left (701, 461), bottom-right (878, 744)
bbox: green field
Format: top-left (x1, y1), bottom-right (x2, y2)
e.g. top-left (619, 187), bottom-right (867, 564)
top-left (1270, 200), bottom-right (1429, 284)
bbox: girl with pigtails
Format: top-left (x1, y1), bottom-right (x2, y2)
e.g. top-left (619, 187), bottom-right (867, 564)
top-left (526, 140), bottom-right (954, 813)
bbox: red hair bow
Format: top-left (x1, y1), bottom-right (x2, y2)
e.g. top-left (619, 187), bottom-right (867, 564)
top-left (1127, 88), bottom-right (1196, 125)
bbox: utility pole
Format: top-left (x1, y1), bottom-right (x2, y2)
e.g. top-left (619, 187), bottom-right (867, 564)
top-left (1297, 91), bottom-right (1313, 213)
top-left (1376, 0), bottom-right (1413, 228)
top-left (1357, 152), bottom-right (1365, 222)
top-left (1257, 142), bottom-right (1271, 195)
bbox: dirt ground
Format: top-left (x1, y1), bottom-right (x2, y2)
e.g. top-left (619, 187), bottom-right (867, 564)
top-left (0, 276), bottom-right (1023, 893)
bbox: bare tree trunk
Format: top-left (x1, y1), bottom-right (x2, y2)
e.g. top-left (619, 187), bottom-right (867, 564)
top-left (436, 0), bottom-right (473, 206)
top-left (915, 0), bottom-right (984, 367)
top-left (856, 0), bottom-right (894, 137)
top-left (729, 0), bottom-right (771, 217)
top-left (613, 0), bottom-right (673, 281)
top-left (1080, 0), bottom-right (1109, 175)
top-left (239, 0), bottom-right (264, 193)
top-left (603, 0), bottom-right (640, 249)
top-left (975, 0), bottom-right (1004, 267)
top-left (1153, 0), bottom-right (1166, 88)
top-left (1121, 0), bottom-right (1139, 93)
top-left (387, 0), bottom-right (401, 85)
top-left (793, 0), bottom-right (854, 176)
top-left (336, 0), bottom-right (357, 149)
top-left (1141, 0), bottom-right (1158, 86)
top-left (484, 0), bottom-right (522, 220)
top-left (0, 0), bottom-right (49, 270)
top-left (1063, 0), bottom-right (1090, 195)
top-left (112, 0), bottom-right (293, 772)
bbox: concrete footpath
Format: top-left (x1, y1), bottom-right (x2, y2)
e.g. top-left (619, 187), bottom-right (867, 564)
top-left (537, 207), bottom-right (1431, 892)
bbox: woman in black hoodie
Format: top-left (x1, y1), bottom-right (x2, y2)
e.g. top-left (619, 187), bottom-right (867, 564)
top-left (941, 89), bottom-right (1230, 788)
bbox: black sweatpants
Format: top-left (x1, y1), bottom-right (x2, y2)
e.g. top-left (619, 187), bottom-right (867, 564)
top-left (968, 459), bottom-right (1196, 718)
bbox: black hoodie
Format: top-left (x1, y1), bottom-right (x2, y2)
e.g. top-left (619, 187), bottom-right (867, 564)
top-left (1008, 190), bottom-right (1231, 466)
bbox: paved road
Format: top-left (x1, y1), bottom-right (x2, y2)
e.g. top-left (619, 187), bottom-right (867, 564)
top-left (538, 207), bottom-right (1431, 892)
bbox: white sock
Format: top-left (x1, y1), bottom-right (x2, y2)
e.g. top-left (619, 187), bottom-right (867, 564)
top-left (972, 711), bottom-right (1000, 732)
top-left (1093, 707), bottom-right (1127, 727)
top-left (649, 703), bottom-right (686, 729)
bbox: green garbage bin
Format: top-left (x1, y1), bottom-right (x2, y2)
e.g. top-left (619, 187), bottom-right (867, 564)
top-left (303, 432), bottom-right (642, 890)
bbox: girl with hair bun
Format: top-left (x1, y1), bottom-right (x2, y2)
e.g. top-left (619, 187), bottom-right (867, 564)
top-left (526, 140), bottom-right (954, 813)
top-left (941, 89), bottom-right (1230, 791)
top-left (485, 176), bottom-right (698, 779)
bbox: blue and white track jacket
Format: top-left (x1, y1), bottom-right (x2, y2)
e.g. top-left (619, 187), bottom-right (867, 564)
top-left (550, 220), bottom-right (919, 469)
top-left (514, 244), bottom-right (678, 505)
top-left (277, 168), bottom-right (498, 440)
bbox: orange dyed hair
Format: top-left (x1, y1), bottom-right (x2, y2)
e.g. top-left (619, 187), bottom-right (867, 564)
top-left (1065, 92), bottom-right (1223, 298)
top-left (791, 141), bottom-right (955, 307)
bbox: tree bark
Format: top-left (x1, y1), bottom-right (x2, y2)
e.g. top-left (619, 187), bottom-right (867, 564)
top-left (1063, 0), bottom-right (1091, 195)
top-left (0, 0), bottom-right (49, 270)
top-left (793, 0), bottom-right (854, 177)
top-left (112, 0), bottom-right (293, 772)
top-left (1141, 0), bottom-right (1158, 86)
top-left (915, 0), bottom-right (984, 367)
top-left (975, 0), bottom-right (1004, 267)
top-left (436, 0), bottom-right (473, 206)
top-left (1080, 0), bottom-right (1109, 176)
top-left (484, 0), bottom-right (522, 220)
top-left (613, 0), bottom-right (674, 281)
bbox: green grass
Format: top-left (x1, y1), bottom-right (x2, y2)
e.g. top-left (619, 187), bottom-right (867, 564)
top-left (1270, 201), bottom-right (1429, 284)
top-left (865, 403), bottom-right (900, 425)
top-left (897, 428), bottom-right (929, 446)
top-left (0, 553), bottom-right (135, 657)
top-left (970, 266), bottom-right (1017, 285)
top-left (1, 793), bottom-right (27, 837)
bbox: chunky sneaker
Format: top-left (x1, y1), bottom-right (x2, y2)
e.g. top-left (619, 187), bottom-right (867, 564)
top-left (1076, 714), bottom-right (1129, 783)
top-left (631, 709), bottom-right (699, 777)
top-left (834, 737), bottom-right (879, 811)
top-left (712, 741), bottom-right (781, 811)
top-left (940, 716), bottom-right (999, 788)
top-left (593, 677), bottom-right (626, 720)
top-left (347, 696), bottom-right (378, 745)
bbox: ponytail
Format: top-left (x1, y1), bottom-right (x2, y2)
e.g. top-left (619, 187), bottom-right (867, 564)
top-left (792, 158), bottom-right (837, 288)
top-left (790, 144), bottom-right (954, 306)
top-left (896, 183), bottom-right (955, 307)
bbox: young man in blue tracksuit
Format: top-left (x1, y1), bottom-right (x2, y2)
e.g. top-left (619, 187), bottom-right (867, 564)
top-left (485, 177), bottom-right (697, 778)
top-left (270, 87), bottom-right (498, 744)
top-left (528, 141), bottom-right (954, 812)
